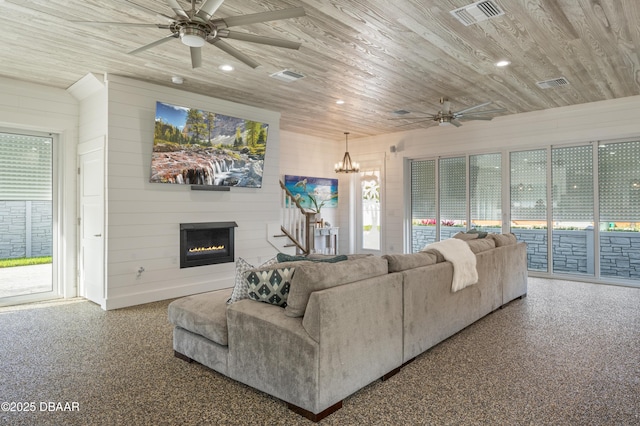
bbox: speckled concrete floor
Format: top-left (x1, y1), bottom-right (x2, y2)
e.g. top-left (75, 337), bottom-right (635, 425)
top-left (0, 278), bottom-right (638, 425)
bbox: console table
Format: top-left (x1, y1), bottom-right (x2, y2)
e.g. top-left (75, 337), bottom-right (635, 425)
top-left (313, 227), bottom-right (339, 255)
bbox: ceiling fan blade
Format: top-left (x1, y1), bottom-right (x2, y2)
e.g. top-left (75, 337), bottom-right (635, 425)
top-left (388, 116), bottom-right (432, 120)
top-left (458, 108), bottom-right (506, 116)
top-left (125, 0), bottom-right (175, 22)
top-left (129, 33), bottom-right (178, 55)
top-left (209, 38), bottom-right (260, 68)
top-left (190, 47), bottom-right (202, 68)
top-left (455, 101), bottom-right (492, 115)
top-left (450, 119), bottom-right (463, 127)
top-left (219, 31), bottom-right (301, 49)
top-left (395, 119), bottom-right (437, 127)
top-left (196, 0), bottom-right (225, 21)
top-left (71, 21), bottom-right (169, 28)
top-left (214, 7), bottom-right (305, 29)
top-left (461, 116), bottom-right (493, 121)
top-left (165, 0), bottom-right (189, 19)
top-left (388, 115), bottom-right (436, 121)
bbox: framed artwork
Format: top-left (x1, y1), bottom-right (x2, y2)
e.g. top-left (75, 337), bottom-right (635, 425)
top-left (284, 175), bottom-right (338, 212)
top-left (151, 101), bottom-right (269, 188)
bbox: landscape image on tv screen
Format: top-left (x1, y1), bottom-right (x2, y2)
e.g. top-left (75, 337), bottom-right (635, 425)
top-left (150, 101), bottom-right (269, 188)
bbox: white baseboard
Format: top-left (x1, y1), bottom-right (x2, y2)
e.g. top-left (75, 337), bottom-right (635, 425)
top-left (103, 280), bottom-right (231, 311)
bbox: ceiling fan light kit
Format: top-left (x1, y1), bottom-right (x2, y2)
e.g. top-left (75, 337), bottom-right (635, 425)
top-left (180, 26), bottom-right (207, 47)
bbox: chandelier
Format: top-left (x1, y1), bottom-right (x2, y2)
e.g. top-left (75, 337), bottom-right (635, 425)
top-left (334, 132), bottom-right (360, 173)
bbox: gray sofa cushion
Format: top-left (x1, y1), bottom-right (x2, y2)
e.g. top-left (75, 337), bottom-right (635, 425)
top-left (466, 238), bottom-right (496, 253)
top-left (488, 233), bottom-right (517, 246)
top-left (345, 253), bottom-right (373, 260)
top-left (285, 256), bottom-right (389, 318)
top-left (168, 288), bottom-right (232, 346)
top-left (452, 231), bottom-right (479, 241)
top-left (420, 248), bottom-right (446, 263)
top-left (383, 252), bottom-right (438, 272)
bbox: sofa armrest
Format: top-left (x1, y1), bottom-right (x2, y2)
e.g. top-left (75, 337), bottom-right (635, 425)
top-left (302, 273), bottom-right (404, 412)
top-left (500, 241), bottom-right (528, 303)
top-left (226, 299), bottom-right (320, 413)
top-left (227, 273), bottom-right (404, 415)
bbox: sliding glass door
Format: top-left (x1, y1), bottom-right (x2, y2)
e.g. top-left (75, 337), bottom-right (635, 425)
top-left (409, 139), bottom-right (640, 284)
top-left (598, 141), bottom-right (640, 280)
top-left (470, 153), bottom-right (502, 233)
top-left (439, 157), bottom-right (467, 240)
top-left (0, 131), bottom-right (56, 305)
top-left (509, 149), bottom-right (548, 271)
top-left (410, 153), bottom-right (502, 252)
top-left (551, 145), bottom-right (594, 275)
top-left (411, 159), bottom-right (436, 252)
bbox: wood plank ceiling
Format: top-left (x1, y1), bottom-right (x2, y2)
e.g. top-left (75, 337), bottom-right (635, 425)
top-left (0, 0), bottom-right (638, 139)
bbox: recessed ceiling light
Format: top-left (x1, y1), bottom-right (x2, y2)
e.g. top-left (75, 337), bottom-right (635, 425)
top-left (171, 76), bottom-right (184, 84)
top-left (336, 100), bottom-right (345, 105)
top-left (495, 60), bottom-right (511, 67)
top-left (219, 64), bottom-right (234, 72)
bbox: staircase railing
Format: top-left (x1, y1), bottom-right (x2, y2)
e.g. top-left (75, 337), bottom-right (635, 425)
top-left (279, 180), bottom-right (316, 255)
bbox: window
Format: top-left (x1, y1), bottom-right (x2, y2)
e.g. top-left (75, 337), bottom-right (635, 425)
top-left (411, 154), bottom-right (501, 251)
top-left (439, 157), bottom-right (467, 239)
top-left (551, 145), bottom-right (594, 275)
top-left (0, 133), bottom-right (52, 201)
top-left (411, 159), bottom-right (436, 252)
top-left (510, 149), bottom-right (547, 271)
top-left (470, 153), bottom-right (502, 232)
top-left (598, 140), bottom-right (640, 279)
top-left (408, 140), bottom-right (640, 283)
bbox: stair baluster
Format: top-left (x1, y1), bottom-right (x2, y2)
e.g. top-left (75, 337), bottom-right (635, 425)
top-left (279, 180), bottom-right (315, 255)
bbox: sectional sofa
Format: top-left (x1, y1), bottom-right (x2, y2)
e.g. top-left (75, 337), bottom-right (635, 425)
top-left (167, 234), bottom-right (527, 421)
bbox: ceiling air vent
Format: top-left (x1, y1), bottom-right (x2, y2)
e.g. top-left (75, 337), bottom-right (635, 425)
top-left (536, 77), bottom-right (570, 89)
top-left (269, 69), bottom-right (305, 83)
top-left (450, 0), bottom-right (505, 26)
top-left (392, 109), bottom-right (411, 115)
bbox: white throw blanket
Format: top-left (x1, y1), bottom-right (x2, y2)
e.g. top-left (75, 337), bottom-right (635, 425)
top-left (424, 239), bottom-right (478, 292)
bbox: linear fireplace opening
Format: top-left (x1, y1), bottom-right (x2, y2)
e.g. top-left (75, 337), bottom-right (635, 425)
top-left (180, 222), bottom-right (238, 268)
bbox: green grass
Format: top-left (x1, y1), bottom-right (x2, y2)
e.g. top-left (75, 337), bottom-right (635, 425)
top-left (0, 256), bottom-right (52, 268)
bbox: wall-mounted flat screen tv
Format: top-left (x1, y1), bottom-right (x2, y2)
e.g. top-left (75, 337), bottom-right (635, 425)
top-left (150, 101), bottom-right (269, 188)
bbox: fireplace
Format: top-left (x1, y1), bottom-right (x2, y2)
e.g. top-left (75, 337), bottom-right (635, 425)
top-left (180, 222), bottom-right (238, 268)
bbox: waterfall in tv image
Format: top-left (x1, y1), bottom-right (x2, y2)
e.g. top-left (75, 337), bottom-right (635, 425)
top-left (150, 101), bottom-right (269, 188)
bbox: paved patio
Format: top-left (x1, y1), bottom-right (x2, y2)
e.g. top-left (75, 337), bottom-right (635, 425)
top-left (0, 264), bottom-right (52, 298)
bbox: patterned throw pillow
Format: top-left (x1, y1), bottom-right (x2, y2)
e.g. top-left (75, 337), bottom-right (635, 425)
top-left (467, 228), bottom-right (488, 238)
top-left (227, 257), bottom-right (277, 304)
top-left (245, 266), bottom-right (295, 307)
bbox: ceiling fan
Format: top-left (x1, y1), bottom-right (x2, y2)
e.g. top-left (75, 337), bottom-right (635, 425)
top-left (393, 97), bottom-right (505, 127)
top-left (76, 0), bottom-right (305, 69)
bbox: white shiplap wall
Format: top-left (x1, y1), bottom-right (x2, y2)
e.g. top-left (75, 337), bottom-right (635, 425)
top-left (0, 76), bottom-right (79, 299)
top-left (279, 130), bottom-right (344, 245)
top-left (347, 95), bottom-right (640, 255)
top-left (103, 75), bottom-right (282, 309)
